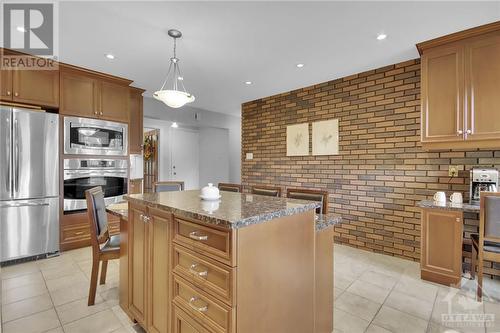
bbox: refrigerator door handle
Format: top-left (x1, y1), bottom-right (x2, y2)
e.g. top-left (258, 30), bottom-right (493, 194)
top-left (13, 118), bottom-right (19, 195)
top-left (0, 202), bottom-right (50, 208)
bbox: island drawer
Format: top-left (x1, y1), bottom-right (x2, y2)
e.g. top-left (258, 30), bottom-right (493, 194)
top-left (173, 275), bottom-right (234, 333)
top-left (173, 216), bottom-right (235, 266)
top-left (173, 244), bottom-right (235, 306)
top-left (172, 305), bottom-right (212, 333)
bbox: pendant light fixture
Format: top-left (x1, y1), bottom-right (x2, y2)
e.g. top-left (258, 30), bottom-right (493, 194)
top-left (153, 29), bottom-right (195, 108)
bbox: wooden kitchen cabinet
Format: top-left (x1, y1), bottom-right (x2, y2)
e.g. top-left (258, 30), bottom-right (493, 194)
top-left (418, 22), bottom-right (500, 150)
top-left (420, 208), bottom-right (463, 286)
top-left (0, 69), bottom-right (13, 101)
top-left (129, 87), bottom-right (145, 154)
top-left (100, 80), bottom-right (129, 123)
top-left (127, 203), bottom-right (171, 333)
top-left (0, 69), bottom-right (59, 108)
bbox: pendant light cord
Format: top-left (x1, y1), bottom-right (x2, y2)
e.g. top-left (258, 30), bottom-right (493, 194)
top-left (158, 34), bottom-right (190, 96)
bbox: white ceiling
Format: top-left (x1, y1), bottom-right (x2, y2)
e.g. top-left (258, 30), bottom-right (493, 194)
top-left (58, 1), bottom-right (500, 116)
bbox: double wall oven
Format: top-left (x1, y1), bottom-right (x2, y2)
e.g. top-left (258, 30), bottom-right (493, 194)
top-left (63, 117), bottom-right (128, 212)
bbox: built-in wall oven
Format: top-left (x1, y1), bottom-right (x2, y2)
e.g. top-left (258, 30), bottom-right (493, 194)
top-left (64, 116), bottom-right (128, 156)
top-left (63, 158), bottom-right (128, 212)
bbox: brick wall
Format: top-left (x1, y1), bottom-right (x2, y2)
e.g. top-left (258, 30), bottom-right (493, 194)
top-left (241, 58), bottom-right (500, 275)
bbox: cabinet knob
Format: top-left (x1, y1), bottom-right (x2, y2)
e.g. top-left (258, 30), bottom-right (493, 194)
top-left (457, 130), bottom-right (463, 135)
top-left (6, 91), bottom-right (11, 96)
top-left (94, 111), bottom-right (98, 115)
top-left (466, 129), bottom-right (472, 135)
top-left (100, 112), bottom-right (103, 116)
top-left (456, 218), bottom-right (461, 223)
top-left (14, 92), bottom-right (18, 97)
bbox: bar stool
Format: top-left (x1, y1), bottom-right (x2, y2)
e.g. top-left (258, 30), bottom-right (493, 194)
top-left (286, 188), bottom-right (329, 215)
top-left (85, 186), bottom-right (120, 306)
top-left (470, 191), bottom-right (500, 301)
top-left (154, 181), bottom-right (184, 192)
top-left (251, 185), bottom-right (281, 197)
top-left (218, 183), bottom-right (243, 192)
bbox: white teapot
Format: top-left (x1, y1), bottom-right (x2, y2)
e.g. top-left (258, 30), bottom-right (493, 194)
top-left (200, 183), bottom-right (220, 200)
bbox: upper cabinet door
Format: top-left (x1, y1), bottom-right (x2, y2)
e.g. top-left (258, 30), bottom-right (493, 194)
top-left (0, 69), bottom-right (13, 101)
top-left (129, 89), bottom-right (144, 154)
top-left (60, 70), bottom-right (99, 118)
top-left (421, 45), bottom-right (464, 143)
top-left (465, 33), bottom-right (500, 142)
top-left (100, 81), bottom-right (129, 123)
top-left (12, 70), bottom-right (59, 108)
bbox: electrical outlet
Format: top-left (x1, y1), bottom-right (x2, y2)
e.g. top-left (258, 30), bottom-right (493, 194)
top-left (246, 152), bottom-right (253, 160)
top-left (449, 165), bottom-right (459, 177)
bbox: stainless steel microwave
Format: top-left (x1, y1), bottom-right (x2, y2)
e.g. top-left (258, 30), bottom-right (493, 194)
top-left (64, 116), bottom-right (128, 156)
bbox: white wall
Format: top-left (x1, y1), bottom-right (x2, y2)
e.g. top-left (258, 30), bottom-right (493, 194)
top-left (199, 127), bottom-right (229, 187)
top-left (143, 97), bottom-right (241, 183)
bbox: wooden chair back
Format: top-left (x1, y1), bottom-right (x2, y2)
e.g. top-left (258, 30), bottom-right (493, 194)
top-left (85, 186), bottom-right (109, 255)
top-left (286, 188), bottom-right (329, 215)
top-left (251, 185), bottom-right (281, 197)
top-left (154, 181), bottom-right (184, 192)
top-left (218, 183), bottom-right (243, 193)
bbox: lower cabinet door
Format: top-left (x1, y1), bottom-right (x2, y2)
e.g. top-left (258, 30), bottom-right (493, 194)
top-left (128, 203), bottom-right (148, 325)
top-left (147, 208), bottom-right (171, 333)
top-left (173, 306), bottom-right (210, 333)
top-left (421, 208), bottom-right (463, 286)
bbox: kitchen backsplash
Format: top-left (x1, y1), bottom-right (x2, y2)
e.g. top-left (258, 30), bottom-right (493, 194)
top-left (241, 58), bottom-right (500, 276)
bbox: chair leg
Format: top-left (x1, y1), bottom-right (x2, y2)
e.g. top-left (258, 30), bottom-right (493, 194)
top-left (471, 245), bottom-right (477, 279)
top-left (88, 257), bottom-right (100, 306)
top-left (100, 260), bottom-right (108, 285)
top-left (477, 254), bottom-right (483, 302)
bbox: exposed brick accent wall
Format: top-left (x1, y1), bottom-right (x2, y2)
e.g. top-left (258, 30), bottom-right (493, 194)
top-left (241, 59), bottom-right (500, 275)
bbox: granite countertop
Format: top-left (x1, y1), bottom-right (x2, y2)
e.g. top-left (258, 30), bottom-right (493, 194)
top-left (125, 190), bottom-right (321, 230)
top-left (315, 213), bottom-right (343, 231)
top-left (417, 200), bottom-right (480, 213)
top-left (106, 202), bottom-right (128, 220)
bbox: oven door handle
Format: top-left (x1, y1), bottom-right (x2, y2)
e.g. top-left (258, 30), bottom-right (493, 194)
top-left (64, 171), bottom-right (128, 180)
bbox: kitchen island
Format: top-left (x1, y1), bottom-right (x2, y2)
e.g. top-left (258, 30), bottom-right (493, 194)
top-left (116, 190), bottom-right (337, 333)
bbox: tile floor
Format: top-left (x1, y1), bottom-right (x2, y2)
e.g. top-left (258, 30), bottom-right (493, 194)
top-left (2, 244), bottom-right (500, 333)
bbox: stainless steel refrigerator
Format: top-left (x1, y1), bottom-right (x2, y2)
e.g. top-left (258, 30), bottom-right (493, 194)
top-left (0, 106), bottom-right (59, 263)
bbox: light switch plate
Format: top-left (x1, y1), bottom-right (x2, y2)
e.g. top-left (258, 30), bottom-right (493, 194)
top-left (246, 152), bottom-right (253, 160)
top-left (449, 165), bottom-right (459, 177)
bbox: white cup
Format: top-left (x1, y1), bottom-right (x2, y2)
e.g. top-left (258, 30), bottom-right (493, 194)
top-left (450, 192), bottom-right (463, 204)
top-left (433, 191), bottom-right (446, 203)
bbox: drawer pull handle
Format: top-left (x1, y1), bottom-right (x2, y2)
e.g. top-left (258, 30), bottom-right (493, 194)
top-left (74, 231), bottom-right (84, 235)
top-left (189, 297), bottom-right (208, 312)
top-left (189, 231), bottom-right (208, 241)
top-left (189, 263), bottom-right (208, 278)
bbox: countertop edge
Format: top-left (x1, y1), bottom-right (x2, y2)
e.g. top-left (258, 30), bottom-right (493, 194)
top-left (417, 200), bottom-right (480, 213)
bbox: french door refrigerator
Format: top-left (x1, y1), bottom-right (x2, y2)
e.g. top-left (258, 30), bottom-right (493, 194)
top-left (0, 106), bottom-right (59, 263)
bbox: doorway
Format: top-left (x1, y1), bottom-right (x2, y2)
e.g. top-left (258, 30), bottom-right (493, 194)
top-left (143, 129), bottom-right (159, 193)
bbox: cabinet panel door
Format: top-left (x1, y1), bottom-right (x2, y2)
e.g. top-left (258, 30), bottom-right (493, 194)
top-left (129, 203), bottom-right (148, 325)
top-left (421, 45), bottom-right (464, 143)
top-left (60, 71), bottom-right (99, 118)
top-left (13, 70), bottom-right (59, 107)
top-left (100, 81), bottom-right (129, 123)
top-left (147, 207), bottom-right (171, 333)
top-left (466, 33), bottom-right (500, 142)
top-left (129, 89), bottom-right (143, 154)
top-left (0, 69), bottom-right (13, 101)
top-left (421, 209), bottom-right (462, 285)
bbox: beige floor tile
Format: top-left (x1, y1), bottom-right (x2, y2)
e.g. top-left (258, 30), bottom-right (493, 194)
top-left (1, 281), bottom-right (48, 305)
top-left (50, 281), bottom-right (90, 307)
top-left (366, 324), bottom-right (392, 333)
top-left (1, 272), bottom-right (45, 291)
top-left (43, 328), bottom-right (64, 333)
top-left (45, 271), bottom-right (88, 292)
top-left (110, 326), bottom-right (136, 333)
top-left (346, 280), bottom-right (391, 304)
top-left (100, 286), bottom-right (120, 307)
top-left (334, 287), bottom-right (343, 300)
top-left (111, 305), bottom-right (135, 327)
top-left (427, 321), bottom-right (463, 333)
top-left (66, 247), bottom-right (92, 263)
top-left (1, 262), bottom-right (40, 280)
top-left (334, 291), bottom-right (381, 321)
top-left (373, 305), bottom-right (428, 333)
top-left (359, 270), bottom-right (399, 290)
top-left (393, 275), bottom-right (439, 303)
top-left (334, 275), bottom-right (354, 291)
top-left (41, 262), bottom-right (82, 281)
top-left (55, 295), bottom-right (108, 325)
top-left (385, 289), bottom-right (434, 321)
top-left (2, 308), bottom-right (60, 333)
top-left (484, 300), bottom-right (500, 332)
top-left (1, 293), bottom-right (53, 323)
top-left (333, 307), bottom-right (370, 333)
top-left (63, 309), bottom-right (122, 333)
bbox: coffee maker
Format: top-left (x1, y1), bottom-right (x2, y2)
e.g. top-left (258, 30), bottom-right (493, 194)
top-left (470, 167), bottom-right (499, 204)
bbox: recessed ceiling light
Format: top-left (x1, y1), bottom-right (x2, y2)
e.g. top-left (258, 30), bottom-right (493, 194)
top-left (171, 122), bottom-right (179, 128)
top-left (377, 33), bottom-right (387, 40)
top-left (105, 53), bottom-right (115, 60)
top-left (296, 63), bottom-right (304, 68)
top-left (244, 81), bottom-right (252, 85)
top-left (16, 26), bottom-right (26, 33)
top-left (178, 76), bottom-right (184, 81)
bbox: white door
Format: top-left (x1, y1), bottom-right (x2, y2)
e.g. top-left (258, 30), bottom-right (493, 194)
top-left (171, 128), bottom-right (199, 190)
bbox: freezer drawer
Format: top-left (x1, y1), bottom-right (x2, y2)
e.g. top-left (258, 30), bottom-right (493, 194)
top-left (0, 197), bottom-right (59, 262)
